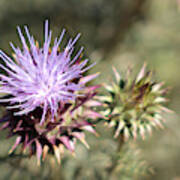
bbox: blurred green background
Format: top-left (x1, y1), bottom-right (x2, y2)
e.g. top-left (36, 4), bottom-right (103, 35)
top-left (0, 0), bottom-right (179, 179)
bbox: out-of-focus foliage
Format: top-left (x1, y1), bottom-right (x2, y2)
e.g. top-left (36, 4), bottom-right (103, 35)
top-left (110, 143), bottom-right (151, 180)
top-left (0, 0), bottom-right (179, 180)
top-left (0, 0), bottom-right (146, 56)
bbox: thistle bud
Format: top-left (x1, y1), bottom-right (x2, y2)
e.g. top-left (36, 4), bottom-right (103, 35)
top-left (98, 64), bottom-right (172, 140)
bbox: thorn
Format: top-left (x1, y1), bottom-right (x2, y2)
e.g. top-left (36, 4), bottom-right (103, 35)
top-left (53, 145), bottom-right (61, 164)
top-left (112, 66), bottom-right (120, 82)
top-left (42, 145), bottom-right (49, 161)
top-left (136, 62), bottom-right (147, 82)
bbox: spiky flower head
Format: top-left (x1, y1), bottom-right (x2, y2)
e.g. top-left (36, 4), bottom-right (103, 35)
top-left (98, 64), bottom-right (172, 140)
top-left (0, 20), bottom-right (101, 164)
top-left (0, 85), bottom-right (101, 165)
top-left (0, 20), bottom-right (97, 124)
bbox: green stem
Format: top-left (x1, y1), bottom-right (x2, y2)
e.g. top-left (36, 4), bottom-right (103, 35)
top-left (107, 134), bottom-right (125, 177)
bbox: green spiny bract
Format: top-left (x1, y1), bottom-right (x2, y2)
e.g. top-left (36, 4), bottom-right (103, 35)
top-left (98, 64), bottom-right (172, 140)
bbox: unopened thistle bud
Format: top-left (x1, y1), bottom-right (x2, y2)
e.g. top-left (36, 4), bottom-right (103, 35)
top-left (98, 64), bottom-right (172, 140)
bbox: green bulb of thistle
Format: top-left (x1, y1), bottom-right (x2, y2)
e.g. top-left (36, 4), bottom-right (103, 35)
top-left (98, 64), bottom-right (172, 140)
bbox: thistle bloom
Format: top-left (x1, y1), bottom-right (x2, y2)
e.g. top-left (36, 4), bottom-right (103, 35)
top-left (0, 21), bottom-right (101, 164)
top-left (0, 20), bottom-right (96, 124)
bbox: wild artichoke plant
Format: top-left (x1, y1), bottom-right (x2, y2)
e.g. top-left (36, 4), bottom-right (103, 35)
top-left (98, 64), bottom-right (171, 140)
top-left (0, 20), bottom-right (173, 180)
top-left (0, 21), bottom-right (101, 165)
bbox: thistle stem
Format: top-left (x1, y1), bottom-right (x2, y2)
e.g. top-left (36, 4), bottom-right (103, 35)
top-left (107, 134), bottom-right (125, 178)
top-left (117, 133), bottom-right (125, 152)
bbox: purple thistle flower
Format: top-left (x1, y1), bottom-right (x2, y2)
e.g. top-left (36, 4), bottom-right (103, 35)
top-left (0, 20), bottom-right (101, 165)
top-left (0, 85), bottom-right (101, 165)
top-left (0, 20), bottom-right (97, 124)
